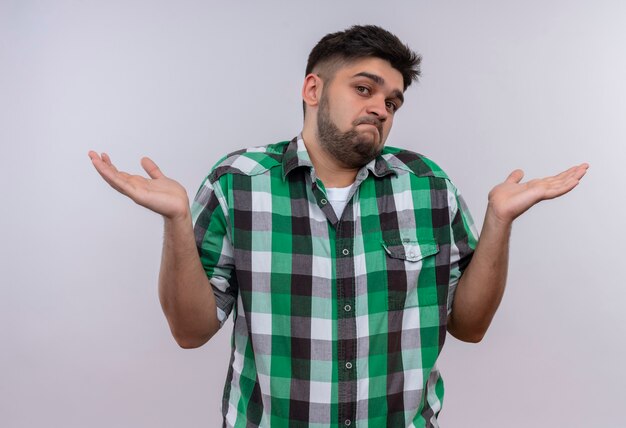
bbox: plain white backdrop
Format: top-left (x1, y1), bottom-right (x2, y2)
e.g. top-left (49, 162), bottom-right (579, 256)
top-left (2, 1), bottom-right (625, 426)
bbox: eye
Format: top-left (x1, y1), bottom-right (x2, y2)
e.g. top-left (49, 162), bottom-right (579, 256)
top-left (385, 101), bottom-right (398, 113)
top-left (356, 85), bottom-right (371, 95)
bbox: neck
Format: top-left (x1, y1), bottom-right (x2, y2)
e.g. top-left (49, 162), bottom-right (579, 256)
top-left (301, 127), bottom-right (358, 188)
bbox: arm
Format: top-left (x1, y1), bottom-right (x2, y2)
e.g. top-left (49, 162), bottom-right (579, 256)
top-left (89, 152), bottom-right (220, 348)
top-left (447, 163), bottom-right (589, 343)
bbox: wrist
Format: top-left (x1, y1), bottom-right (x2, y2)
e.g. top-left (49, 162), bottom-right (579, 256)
top-left (164, 207), bottom-right (192, 225)
top-left (485, 203), bottom-right (514, 230)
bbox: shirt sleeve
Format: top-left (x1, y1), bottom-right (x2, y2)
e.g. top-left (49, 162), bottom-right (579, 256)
top-left (191, 175), bottom-right (238, 327)
top-left (446, 182), bottom-right (479, 315)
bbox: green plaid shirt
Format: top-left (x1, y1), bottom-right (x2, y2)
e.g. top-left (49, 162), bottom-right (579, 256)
top-left (192, 136), bottom-right (478, 428)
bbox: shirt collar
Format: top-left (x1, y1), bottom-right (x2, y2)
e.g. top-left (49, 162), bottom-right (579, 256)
top-left (282, 134), bottom-right (397, 180)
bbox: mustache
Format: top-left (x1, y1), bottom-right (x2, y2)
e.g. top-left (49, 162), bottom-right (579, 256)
top-left (353, 116), bottom-right (383, 133)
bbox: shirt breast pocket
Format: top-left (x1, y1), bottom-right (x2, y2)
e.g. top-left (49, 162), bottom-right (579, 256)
top-left (381, 239), bottom-right (440, 310)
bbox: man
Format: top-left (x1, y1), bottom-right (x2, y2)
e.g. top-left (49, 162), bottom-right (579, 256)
top-left (89, 25), bottom-right (588, 427)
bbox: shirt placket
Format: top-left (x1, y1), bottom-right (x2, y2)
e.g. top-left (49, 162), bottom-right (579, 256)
top-left (335, 218), bottom-right (356, 428)
top-left (311, 178), bottom-right (358, 427)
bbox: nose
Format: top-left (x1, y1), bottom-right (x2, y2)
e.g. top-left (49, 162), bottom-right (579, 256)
top-left (365, 95), bottom-right (388, 121)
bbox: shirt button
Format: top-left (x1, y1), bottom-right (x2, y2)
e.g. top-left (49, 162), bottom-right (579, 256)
top-left (320, 198), bottom-right (327, 205)
top-left (408, 251), bottom-right (415, 258)
top-left (344, 304), bottom-right (351, 312)
top-left (342, 248), bottom-right (349, 256)
top-left (344, 420), bottom-right (352, 426)
top-left (345, 362), bottom-right (352, 369)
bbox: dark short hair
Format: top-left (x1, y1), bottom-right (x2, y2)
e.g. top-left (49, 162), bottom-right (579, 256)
top-left (306, 25), bottom-right (422, 91)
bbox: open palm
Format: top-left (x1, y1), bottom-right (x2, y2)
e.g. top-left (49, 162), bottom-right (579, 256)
top-left (88, 151), bottom-right (190, 220)
top-left (488, 163), bottom-right (589, 223)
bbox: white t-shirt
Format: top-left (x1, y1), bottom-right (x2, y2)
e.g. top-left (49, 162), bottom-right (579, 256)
top-left (326, 184), bottom-right (353, 218)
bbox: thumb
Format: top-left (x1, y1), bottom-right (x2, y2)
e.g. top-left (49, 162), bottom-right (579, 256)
top-left (141, 157), bottom-right (165, 179)
top-left (505, 169), bottom-right (524, 184)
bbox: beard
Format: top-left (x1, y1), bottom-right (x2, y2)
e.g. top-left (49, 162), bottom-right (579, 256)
top-left (316, 93), bottom-right (385, 169)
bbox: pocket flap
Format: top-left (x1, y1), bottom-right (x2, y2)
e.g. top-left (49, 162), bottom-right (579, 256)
top-left (381, 239), bottom-right (439, 262)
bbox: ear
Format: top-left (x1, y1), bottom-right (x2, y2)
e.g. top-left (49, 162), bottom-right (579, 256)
top-left (302, 73), bottom-right (323, 109)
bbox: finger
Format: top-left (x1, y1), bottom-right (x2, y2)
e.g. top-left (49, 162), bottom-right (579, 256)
top-left (541, 168), bottom-right (587, 199)
top-left (539, 166), bottom-right (574, 183)
top-left (573, 163), bottom-right (589, 180)
top-left (88, 150), bottom-right (101, 162)
top-left (101, 152), bottom-right (119, 172)
top-left (505, 169), bottom-right (524, 184)
top-left (101, 152), bottom-right (112, 165)
top-left (538, 165), bottom-right (587, 190)
top-left (92, 162), bottom-right (131, 193)
top-left (100, 152), bottom-right (124, 174)
top-left (543, 179), bottom-right (580, 199)
top-left (90, 152), bottom-right (118, 176)
top-left (554, 163), bottom-right (589, 179)
top-left (141, 157), bottom-right (165, 179)
top-left (89, 151), bottom-right (114, 179)
top-left (89, 154), bottom-right (134, 194)
top-left (89, 152), bottom-right (108, 172)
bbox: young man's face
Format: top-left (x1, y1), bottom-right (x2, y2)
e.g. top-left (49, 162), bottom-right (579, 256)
top-left (316, 57), bottom-right (405, 169)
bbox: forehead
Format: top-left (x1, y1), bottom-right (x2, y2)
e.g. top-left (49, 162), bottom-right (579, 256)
top-left (333, 57), bottom-right (404, 92)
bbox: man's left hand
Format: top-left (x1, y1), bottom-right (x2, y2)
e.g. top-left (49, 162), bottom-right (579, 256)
top-left (487, 163), bottom-right (589, 225)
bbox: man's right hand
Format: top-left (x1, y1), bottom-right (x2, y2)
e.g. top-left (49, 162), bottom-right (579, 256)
top-left (88, 151), bottom-right (190, 221)
top-left (89, 150), bottom-right (220, 348)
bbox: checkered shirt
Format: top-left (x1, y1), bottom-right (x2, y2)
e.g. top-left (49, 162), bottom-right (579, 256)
top-left (192, 136), bottom-right (478, 427)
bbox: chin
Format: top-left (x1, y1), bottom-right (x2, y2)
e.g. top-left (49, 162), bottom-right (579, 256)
top-left (355, 131), bottom-right (380, 146)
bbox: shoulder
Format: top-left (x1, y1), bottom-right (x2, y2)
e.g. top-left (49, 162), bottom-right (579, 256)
top-left (381, 146), bottom-right (451, 180)
top-left (208, 140), bottom-right (290, 183)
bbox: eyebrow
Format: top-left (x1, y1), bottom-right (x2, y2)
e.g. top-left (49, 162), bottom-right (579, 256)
top-left (352, 72), bottom-right (404, 104)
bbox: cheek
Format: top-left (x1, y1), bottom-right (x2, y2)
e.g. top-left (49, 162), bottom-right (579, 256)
top-left (340, 112), bottom-right (357, 130)
top-left (382, 119), bottom-right (394, 136)
top-left (328, 103), bottom-right (351, 127)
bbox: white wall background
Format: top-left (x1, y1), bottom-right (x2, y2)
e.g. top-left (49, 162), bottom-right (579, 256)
top-left (2, 1), bottom-right (624, 427)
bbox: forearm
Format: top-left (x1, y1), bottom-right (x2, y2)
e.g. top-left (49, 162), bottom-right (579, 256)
top-left (447, 205), bottom-right (512, 342)
top-left (446, 163), bottom-right (588, 342)
top-left (158, 212), bottom-right (219, 348)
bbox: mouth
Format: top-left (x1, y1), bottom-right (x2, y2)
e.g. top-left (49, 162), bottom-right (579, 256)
top-left (355, 123), bottom-right (382, 138)
top-left (357, 123), bottom-right (378, 132)
top-left (354, 118), bottom-right (383, 136)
